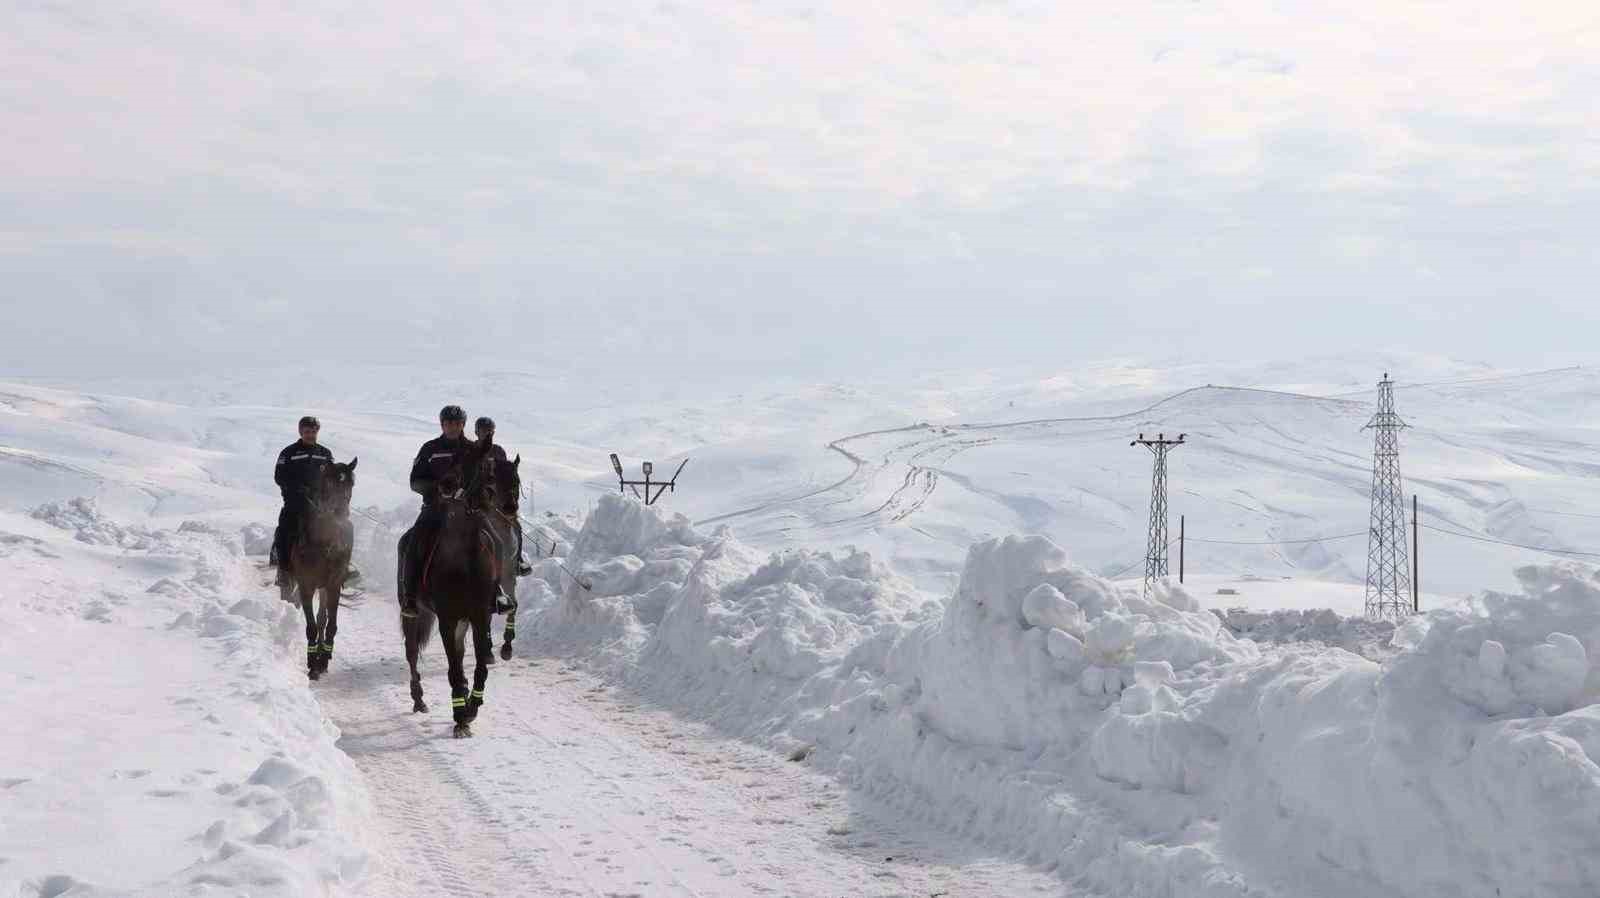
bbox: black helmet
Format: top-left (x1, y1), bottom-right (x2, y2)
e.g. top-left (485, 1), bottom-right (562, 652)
top-left (439, 405), bottom-right (466, 422)
top-left (474, 416), bottom-right (495, 433)
top-left (298, 415), bottom-right (320, 429)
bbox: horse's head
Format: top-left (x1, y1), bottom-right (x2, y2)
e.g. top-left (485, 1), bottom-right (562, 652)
top-left (460, 445), bottom-right (500, 514)
top-left (493, 454), bottom-right (522, 513)
top-left (314, 457), bottom-right (358, 516)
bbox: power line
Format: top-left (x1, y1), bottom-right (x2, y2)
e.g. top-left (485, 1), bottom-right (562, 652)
top-left (1105, 541), bottom-right (1171, 580)
top-left (1523, 507), bottom-right (1600, 521)
top-left (1419, 522), bottom-right (1600, 560)
top-left (1186, 531), bottom-right (1365, 546)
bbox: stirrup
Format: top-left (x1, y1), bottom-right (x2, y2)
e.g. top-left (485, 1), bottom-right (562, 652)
top-left (400, 602), bottom-right (419, 620)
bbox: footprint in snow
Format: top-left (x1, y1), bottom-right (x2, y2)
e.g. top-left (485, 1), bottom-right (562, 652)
top-left (27, 874), bottom-right (83, 898)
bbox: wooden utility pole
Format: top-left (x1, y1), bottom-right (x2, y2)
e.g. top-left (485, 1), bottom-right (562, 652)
top-left (1412, 494), bottom-right (1420, 613)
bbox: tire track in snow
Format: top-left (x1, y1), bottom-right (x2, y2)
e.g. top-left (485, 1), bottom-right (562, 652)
top-left (703, 384), bottom-right (1361, 540)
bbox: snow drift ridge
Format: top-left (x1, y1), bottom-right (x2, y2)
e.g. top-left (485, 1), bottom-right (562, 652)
top-left (525, 494), bottom-right (1600, 898)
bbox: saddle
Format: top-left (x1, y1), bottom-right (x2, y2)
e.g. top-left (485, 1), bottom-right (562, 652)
top-left (400, 515), bottom-right (504, 597)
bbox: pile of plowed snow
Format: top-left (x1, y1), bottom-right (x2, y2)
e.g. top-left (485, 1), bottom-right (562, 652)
top-left (1213, 605), bottom-right (1398, 660)
top-left (2, 499), bottom-right (372, 897)
top-left (525, 494), bottom-right (1600, 898)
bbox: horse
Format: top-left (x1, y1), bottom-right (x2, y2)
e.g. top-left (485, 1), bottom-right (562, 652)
top-left (398, 444), bottom-right (501, 737)
top-left (281, 458), bottom-right (357, 680)
top-left (483, 451), bottom-right (523, 661)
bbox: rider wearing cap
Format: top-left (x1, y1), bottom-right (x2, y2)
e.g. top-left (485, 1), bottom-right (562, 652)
top-left (474, 416), bottom-right (534, 579)
top-left (398, 405), bottom-right (515, 615)
top-left (399, 405), bottom-right (476, 614)
top-left (272, 415), bottom-right (334, 586)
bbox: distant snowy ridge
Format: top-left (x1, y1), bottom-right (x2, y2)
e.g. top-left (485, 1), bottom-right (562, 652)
top-left (525, 494), bottom-right (1600, 898)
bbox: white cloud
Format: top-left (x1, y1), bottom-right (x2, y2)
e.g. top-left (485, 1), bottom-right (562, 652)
top-left (1, 0), bottom-right (1596, 377)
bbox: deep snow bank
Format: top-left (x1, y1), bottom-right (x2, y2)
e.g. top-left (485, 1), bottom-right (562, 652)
top-left (526, 496), bottom-right (1600, 898)
top-left (2, 499), bottom-right (371, 897)
top-left (1213, 605), bottom-right (1398, 660)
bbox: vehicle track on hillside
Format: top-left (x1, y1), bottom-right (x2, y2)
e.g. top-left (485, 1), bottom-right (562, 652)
top-left (704, 384), bottom-right (1367, 541)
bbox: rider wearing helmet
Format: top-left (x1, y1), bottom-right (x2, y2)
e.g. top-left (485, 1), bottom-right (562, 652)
top-left (272, 415), bottom-right (333, 586)
top-left (399, 405), bottom-right (475, 615)
top-left (474, 415), bottom-right (534, 580)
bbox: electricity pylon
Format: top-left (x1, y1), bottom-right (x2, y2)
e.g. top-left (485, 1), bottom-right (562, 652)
top-left (1363, 374), bottom-right (1413, 620)
top-left (1131, 432), bottom-right (1185, 595)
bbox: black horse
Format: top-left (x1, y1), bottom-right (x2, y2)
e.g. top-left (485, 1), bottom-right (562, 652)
top-left (281, 458), bottom-right (357, 680)
top-left (483, 452), bottom-right (523, 661)
top-left (398, 444), bottom-right (501, 737)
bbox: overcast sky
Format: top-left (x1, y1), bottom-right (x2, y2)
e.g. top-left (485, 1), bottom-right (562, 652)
top-left (3, 1), bottom-right (1597, 382)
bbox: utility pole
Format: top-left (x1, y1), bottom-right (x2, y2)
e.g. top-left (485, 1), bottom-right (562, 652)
top-left (610, 454), bottom-right (689, 506)
top-left (1179, 515), bottom-right (1185, 584)
top-left (1362, 374), bottom-right (1413, 620)
top-left (1412, 494), bottom-right (1420, 613)
top-left (1130, 432), bottom-right (1186, 596)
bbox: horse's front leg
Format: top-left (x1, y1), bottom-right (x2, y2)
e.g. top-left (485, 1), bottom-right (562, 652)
top-left (300, 581), bottom-right (320, 680)
top-left (467, 600), bottom-right (492, 722)
top-left (499, 597), bottom-right (518, 661)
top-left (319, 579), bottom-right (342, 674)
top-left (442, 613), bottom-right (472, 738)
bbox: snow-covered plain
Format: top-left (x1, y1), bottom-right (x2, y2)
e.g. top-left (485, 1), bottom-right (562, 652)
top-left (3, 356), bottom-right (1599, 897)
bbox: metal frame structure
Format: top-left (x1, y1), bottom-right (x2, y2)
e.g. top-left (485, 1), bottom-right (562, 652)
top-left (1131, 432), bottom-right (1185, 595)
top-left (610, 453), bottom-right (689, 506)
top-left (1362, 374), bottom-right (1413, 620)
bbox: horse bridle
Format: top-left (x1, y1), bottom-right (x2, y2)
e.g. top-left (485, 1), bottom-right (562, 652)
top-left (442, 450), bottom-right (496, 516)
top-left (302, 468), bottom-right (353, 519)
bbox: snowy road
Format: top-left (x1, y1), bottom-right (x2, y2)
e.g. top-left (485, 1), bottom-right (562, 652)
top-left (312, 592), bottom-right (1070, 898)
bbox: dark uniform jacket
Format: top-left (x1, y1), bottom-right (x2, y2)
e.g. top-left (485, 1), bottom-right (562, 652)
top-left (275, 441), bottom-right (333, 504)
top-left (409, 435), bottom-right (476, 506)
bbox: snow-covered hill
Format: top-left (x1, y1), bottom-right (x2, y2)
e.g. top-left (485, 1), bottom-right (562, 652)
top-left (4, 355), bottom-right (1599, 897)
top-left (7, 356), bottom-right (1597, 602)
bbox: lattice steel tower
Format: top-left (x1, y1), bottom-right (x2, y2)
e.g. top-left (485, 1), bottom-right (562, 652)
top-left (1363, 373), bottom-right (1413, 619)
top-left (1131, 432), bottom-right (1185, 595)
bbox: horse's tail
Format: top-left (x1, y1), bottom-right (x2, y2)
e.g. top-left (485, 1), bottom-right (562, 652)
top-left (402, 605), bottom-right (437, 650)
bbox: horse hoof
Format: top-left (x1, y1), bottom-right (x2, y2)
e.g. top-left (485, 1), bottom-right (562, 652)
top-left (413, 700), bottom-right (428, 713)
top-left (499, 644), bottom-right (514, 661)
top-left (485, 653), bottom-right (496, 666)
top-left (307, 669), bottom-right (320, 681)
top-left (453, 724), bottom-right (472, 739)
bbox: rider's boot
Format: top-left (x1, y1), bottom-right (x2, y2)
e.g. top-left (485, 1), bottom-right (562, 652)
top-left (493, 582), bottom-right (516, 615)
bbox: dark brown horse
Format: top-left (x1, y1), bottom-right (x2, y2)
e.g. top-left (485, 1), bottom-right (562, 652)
top-left (281, 458), bottom-right (357, 680)
top-left (484, 452), bottom-right (523, 660)
top-left (398, 444), bottom-right (501, 737)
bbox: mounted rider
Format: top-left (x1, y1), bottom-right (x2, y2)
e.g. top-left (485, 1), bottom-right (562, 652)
top-left (272, 416), bottom-right (333, 586)
top-left (473, 415), bottom-right (534, 579)
top-left (399, 405), bottom-right (511, 616)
